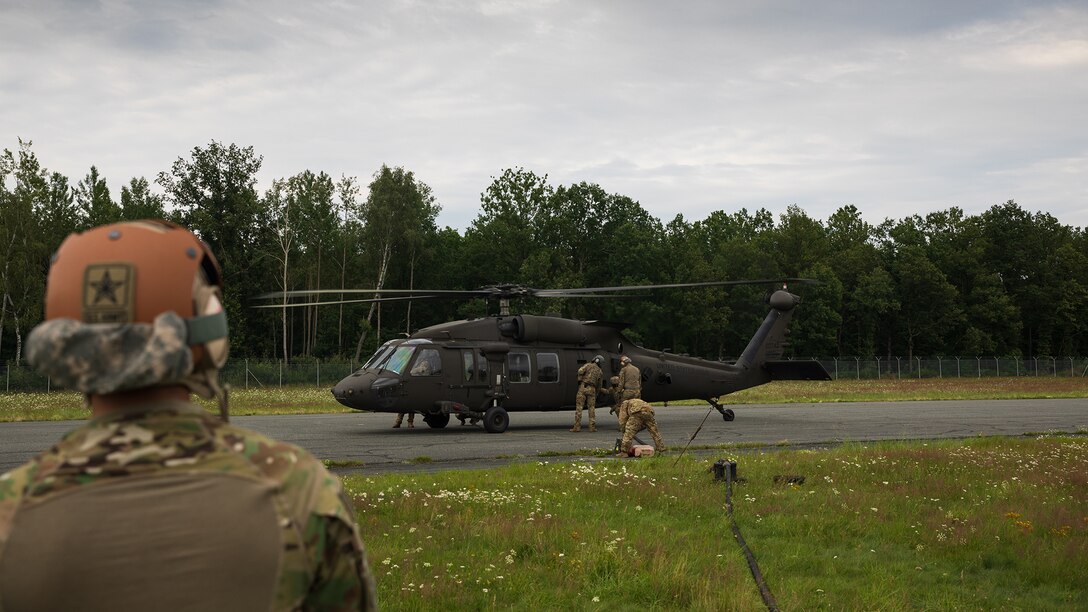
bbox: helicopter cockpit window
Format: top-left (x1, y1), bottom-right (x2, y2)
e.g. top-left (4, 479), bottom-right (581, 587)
top-left (537, 352), bottom-right (559, 383)
top-left (380, 346), bottom-right (415, 375)
top-left (411, 348), bottom-right (442, 377)
top-left (363, 341), bottom-right (396, 370)
top-left (508, 352), bottom-right (531, 383)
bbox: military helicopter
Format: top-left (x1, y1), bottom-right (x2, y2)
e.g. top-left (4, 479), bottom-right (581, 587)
top-left (258, 279), bottom-right (831, 433)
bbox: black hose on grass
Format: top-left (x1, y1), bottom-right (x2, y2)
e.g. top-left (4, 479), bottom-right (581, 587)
top-left (725, 462), bottom-right (779, 611)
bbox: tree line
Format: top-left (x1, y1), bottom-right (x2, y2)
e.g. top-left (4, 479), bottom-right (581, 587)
top-left (2, 138), bottom-right (1086, 364)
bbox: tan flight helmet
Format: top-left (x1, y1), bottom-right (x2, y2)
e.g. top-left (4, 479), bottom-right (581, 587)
top-left (29, 220), bottom-right (231, 418)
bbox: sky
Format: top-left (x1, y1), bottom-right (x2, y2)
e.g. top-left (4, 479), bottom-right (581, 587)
top-left (3, 0), bottom-right (1087, 231)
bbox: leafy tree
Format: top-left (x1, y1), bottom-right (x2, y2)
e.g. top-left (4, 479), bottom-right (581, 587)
top-left (119, 177), bottom-right (167, 220)
top-left (892, 245), bottom-right (964, 361)
top-left (75, 165), bottom-right (121, 227)
top-left (352, 165), bottom-right (440, 359)
top-left (157, 141), bottom-right (273, 356)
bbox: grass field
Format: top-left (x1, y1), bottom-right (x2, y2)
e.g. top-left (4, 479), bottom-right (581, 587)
top-left (1, 377), bottom-right (1086, 422)
top-left (350, 436), bottom-right (1088, 610)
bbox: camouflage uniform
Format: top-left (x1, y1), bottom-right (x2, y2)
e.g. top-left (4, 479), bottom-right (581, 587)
top-left (619, 399), bottom-right (666, 454)
top-left (572, 361), bottom-right (603, 432)
top-left (0, 401), bottom-right (377, 611)
top-left (616, 361), bottom-right (641, 432)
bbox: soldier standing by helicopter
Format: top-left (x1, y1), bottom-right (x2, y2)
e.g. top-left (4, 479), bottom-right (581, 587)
top-left (571, 355), bottom-right (604, 432)
top-left (615, 355), bottom-right (641, 432)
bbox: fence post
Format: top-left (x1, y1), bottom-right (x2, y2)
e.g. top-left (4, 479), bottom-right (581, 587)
top-left (1015, 357), bottom-right (1019, 377)
top-left (245, 359), bottom-right (249, 391)
top-left (1034, 357), bottom-right (1039, 376)
top-left (279, 360), bottom-right (283, 387)
top-left (834, 357), bottom-right (838, 380)
top-left (955, 357), bottom-right (960, 378)
top-left (5, 365), bottom-right (8, 392)
top-left (896, 357), bottom-right (901, 379)
top-left (1072, 357), bottom-right (1075, 378)
top-left (917, 357), bottom-right (921, 378)
top-left (977, 356), bottom-right (981, 378)
top-left (938, 357), bottom-right (942, 378)
top-left (854, 357), bottom-right (860, 380)
top-left (317, 359), bottom-right (321, 387)
top-left (1052, 357), bottom-right (1057, 377)
top-left (875, 356), bottom-right (881, 380)
top-left (996, 357), bottom-right (1000, 377)
top-left (47, 376), bottom-right (51, 393)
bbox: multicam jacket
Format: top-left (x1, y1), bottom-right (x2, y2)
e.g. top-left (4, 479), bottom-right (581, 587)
top-left (0, 401), bottom-right (376, 612)
top-left (576, 362), bottom-right (603, 392)
top-left (617, 362), bottom-right (641, 399)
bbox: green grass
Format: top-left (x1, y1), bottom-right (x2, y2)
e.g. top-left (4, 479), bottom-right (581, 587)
top-left (347, 436), bottom-right (1088, 610)
top-left (1, 377), bottom-right (1085, 422)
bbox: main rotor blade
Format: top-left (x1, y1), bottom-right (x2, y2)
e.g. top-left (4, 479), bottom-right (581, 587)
top-left (252, 295), bottom-right (436, 309)
top-left (254, 288), bottom-right (488, 301)
top-left (543, 278), bottom-right (819, 295)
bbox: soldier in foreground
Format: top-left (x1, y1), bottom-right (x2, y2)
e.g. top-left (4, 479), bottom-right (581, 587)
top-left (615, 354), bottom-right (641, 432)
top-left (571, 354), bottom-right (604, 432)
top-left (617, 398), bottom-right (667, 455)
top-left (0, 221), bottom-right (376, 611)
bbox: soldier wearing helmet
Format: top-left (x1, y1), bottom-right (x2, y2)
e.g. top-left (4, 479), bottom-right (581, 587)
top-left (571, 354), bottom-right (604, 432)
top-left (615, 355), bottom-right (641, 432)
top-left (0, 221), bottom-right (376, 611)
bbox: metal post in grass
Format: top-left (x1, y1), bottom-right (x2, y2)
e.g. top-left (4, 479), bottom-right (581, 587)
top-left (938, 357), bottom-right (942, 378)
top-left (917, 357), bottom-right (922, 378)
top-left (1034, 357), bottom-right (1039, 376)
top-left (1015, 357), bottom-right (1019, 376)
top-left (977, 356), bottom-right (981, 378)
top-left (279, 359), bottom-right (283, 387)
top-left (955, 357), bottom-right (960, 378)
top-left (896, 357), bottom-right (901, 379)
top-left (1071, 357), bottom-right (1075, 377)
top-left (996, 357), bottom-right (1000, 377)
top-left (317, 359), bottom-right (321, 387)
top-left (1052, 356), bottom-right (1057, 377)
top-left (5, 365), bottom-right (8, 392)
top-left (245, 359), bottom-right (249, 390)
top-left (875, 356), bottom-right (881, 380)
top-left (47, 376), bottom-right (51, 393)
top-left (834, 357), bottom-right (838, 380)
top-left (854, 357), bottom-right (859, 380)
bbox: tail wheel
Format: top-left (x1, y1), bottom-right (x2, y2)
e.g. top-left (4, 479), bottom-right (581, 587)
top-left (424, 413), bottom-right (450, 429)
top-left (483, 405), bottom-right (509, 433)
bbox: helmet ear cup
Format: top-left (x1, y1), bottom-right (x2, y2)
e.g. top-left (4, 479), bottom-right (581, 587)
top-left (192, 274), bottom-right (229, 369)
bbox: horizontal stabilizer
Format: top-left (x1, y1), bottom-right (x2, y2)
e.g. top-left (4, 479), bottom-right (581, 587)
top-left (764, 360), bottom-right (832, 381)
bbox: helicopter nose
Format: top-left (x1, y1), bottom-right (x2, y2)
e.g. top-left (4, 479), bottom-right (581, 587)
top-left (332, 371), bottom-right (375, 409)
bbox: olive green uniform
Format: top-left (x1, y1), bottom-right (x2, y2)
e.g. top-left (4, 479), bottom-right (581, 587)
top-left (619, 399), bottom-right (666, 454)
top-left (616, 362), bottom-right (641, 432)
top-left (0, 401), bottom-right (377, 612)
top-left (572, 361), bottom-right (603, 431)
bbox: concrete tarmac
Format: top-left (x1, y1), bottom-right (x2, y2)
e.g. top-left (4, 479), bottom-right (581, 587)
top-left (1, 398), bottom-right (1085, 474)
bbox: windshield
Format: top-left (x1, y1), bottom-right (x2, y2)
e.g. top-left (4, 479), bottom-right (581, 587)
top-left (363, 342), bottom-right (396, 369)
top-left (375, 345), bottom-right (415, 375)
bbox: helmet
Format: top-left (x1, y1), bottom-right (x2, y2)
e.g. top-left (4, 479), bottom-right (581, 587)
top-left (610, 376), bottom-right (619, 386)
top-left (593, 354), bottom-right (603, 364)
top-left (620, 355), bottom-right (631, 365)
top-left (28, 220), bottom-right (229, 406)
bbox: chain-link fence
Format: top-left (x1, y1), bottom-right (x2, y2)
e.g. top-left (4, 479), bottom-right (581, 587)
top-left (3, 356), bottom-right (1086, 393)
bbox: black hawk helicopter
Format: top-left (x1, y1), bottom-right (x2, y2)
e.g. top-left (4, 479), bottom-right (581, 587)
top-left (259, 279), bottom-right (831, 433)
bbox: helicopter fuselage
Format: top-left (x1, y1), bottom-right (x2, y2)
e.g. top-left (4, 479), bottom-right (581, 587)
top-left (331, 290), bottom-right (830, 432)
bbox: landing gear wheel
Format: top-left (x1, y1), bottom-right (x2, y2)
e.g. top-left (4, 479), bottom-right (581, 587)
top-left (721, 408), bottom-right (735, 422)
top-left (424, 413), bottom-right (450, 429)
top-left (483, 405), bottom-right (509, 433)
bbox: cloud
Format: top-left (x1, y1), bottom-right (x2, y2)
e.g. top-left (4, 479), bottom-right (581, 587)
top-left (2, 0), bottom-right (1086, 232)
